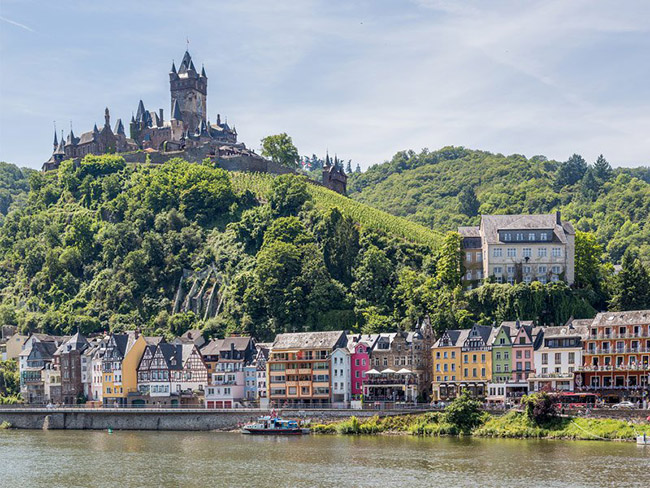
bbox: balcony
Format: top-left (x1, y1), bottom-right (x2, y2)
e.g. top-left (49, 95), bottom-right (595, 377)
top-left (298, 368), bottom-right (312, 375)
top-left (585, 347), bottom-right (650, 355)
top-left (591, 332), bottom-right (648, 340)
top-left (577, 364), bottom-right (650, 372)
top-left (527, 372), bottom-right (574, 379)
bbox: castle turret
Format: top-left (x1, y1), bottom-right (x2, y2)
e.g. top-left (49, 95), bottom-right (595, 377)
top-left (53, 128), bottom-right (58, 151)
top-left (170, 50), bottom-right (207, 134)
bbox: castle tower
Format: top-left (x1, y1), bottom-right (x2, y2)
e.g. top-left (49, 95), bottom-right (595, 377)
top-left (169, 51), bottom-right (207, 134)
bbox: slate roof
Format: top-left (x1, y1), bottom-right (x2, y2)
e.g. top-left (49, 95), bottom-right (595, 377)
top-left (458, 226), bottom-right (480, 238)
top-left (591, 310), bottom-right (650, 327)
top-left (220, 336), bottom-right (253, 352)
top-left (272, 330), bottom-right (347, 350)
top-left (480, 213), bottom-right (574, 245)
top-left (540, 324), bottom-right (589, 339)
top-left (200, 339), bottom-right (224, 356)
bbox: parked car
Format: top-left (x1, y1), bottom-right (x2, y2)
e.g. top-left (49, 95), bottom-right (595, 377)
top-left (612, 401), bottom-right (635, 409)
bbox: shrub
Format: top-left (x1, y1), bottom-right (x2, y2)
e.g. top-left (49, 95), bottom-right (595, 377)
top-left (521, 392), bottom-right (558, 425)
top-left (442, 390), bottom-right (485, 434)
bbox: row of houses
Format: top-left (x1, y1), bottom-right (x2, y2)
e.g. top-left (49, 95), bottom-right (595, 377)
top-left (432, 310), bottom-right (650, 405)
top-left (10, 309), bottom-right (650, 408)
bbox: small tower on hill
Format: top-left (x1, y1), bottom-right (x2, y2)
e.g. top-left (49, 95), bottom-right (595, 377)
top-left (169, 51), bottom-right (207, 133)
top-left (322, 152), bottom-right (348, 195)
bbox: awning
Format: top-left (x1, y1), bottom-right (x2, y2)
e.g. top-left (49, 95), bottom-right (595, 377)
top-left (365, 369), bottom-right (381, 375)
top-left (381, 368), bottom-right (396, 374)
top-left (396, 368), bottom-right (413, 374)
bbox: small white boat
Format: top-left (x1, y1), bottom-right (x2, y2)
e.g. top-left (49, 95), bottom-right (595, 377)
top-left (636, 434), bottom-right (650, 446)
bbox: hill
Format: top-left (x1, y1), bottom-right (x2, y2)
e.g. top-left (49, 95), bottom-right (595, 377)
top-left (0, 156), bottom-right (441, 340)
top-left (348, 147), bottom-right (650, 265)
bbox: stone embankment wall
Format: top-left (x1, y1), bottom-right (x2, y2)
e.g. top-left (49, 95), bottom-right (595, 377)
top-left (0, 408), bottom-right (403, 431)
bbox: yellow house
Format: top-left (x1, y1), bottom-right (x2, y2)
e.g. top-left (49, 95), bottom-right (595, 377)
top-left (102, 332), bottom-right (147, 407)
top-left (459, 324), bottom-right (493, 397)
top-left (431, 329), bottom-right (467, 401)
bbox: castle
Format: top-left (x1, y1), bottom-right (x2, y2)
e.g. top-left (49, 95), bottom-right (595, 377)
top-left (43, 50), bottom-right (347, 194)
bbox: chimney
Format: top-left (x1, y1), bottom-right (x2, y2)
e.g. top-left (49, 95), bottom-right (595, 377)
top-left (556, 210), bottom-right (561, 225)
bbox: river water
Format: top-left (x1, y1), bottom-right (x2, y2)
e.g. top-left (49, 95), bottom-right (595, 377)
top-left (1, 430), bottom-right (648, 487)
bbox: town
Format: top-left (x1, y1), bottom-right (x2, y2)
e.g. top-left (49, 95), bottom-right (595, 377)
top-left (4, 308), bottom-right (648, 410)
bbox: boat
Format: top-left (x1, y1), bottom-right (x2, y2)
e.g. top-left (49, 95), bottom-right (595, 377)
top-left (636, 434), bottom-right (650, 446)
top-left (241, 416), bottom-right (310, 435)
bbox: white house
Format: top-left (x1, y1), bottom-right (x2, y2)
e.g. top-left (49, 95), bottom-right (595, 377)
top-left (528, 320), bottom-right (590, 393)
top-left (331, 347), bottom-right (351, 405)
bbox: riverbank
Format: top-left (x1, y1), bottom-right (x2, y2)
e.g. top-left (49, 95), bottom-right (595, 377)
top-left (311, 411), bottom-right (650, 442)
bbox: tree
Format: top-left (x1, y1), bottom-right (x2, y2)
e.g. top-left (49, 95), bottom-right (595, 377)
top-left (521, 392), bottom-right (557, 425)
top-left (260, 133), bottom-right (300, 169)
top-left (593, 154), bottom-right (613, 182)
top-left (442, 391), bottom-right (484, 434)
top-left (355, 163), bottom-right (361, 174)
top-left (268, 174), bottom-right (310, 216)
top-left (317, 207), bottom-right (360, 286)
top-left (346, 160), bottom-right (352, 174)
top-left (575, 231), bottom-right (604, 290)
top-left (579, 168), bottom-right (599, 200)
top-left (458, 186), bottom-right (480, 217)
top-left (553, 153), bottom-right (588, 191)
top-left (609, 250), bottom-right (650, 311)
top-left (352, 245), bottom-right (395, 312)
top-left (436, 232), bottom-right (463, 289)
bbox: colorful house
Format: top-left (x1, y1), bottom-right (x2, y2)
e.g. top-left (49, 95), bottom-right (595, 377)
top-left (102, 331), bottom-right (147, 407)
top-left (331, 347), bottom-right (351, 405)
top-left (267, 330), bottom-right (347, 406)
top-left (577, 310), bottom-right (650, 404)
top-left (205, 336), bottom-right (256, 409)
top-left (431, 329), bottom-right (467, 401)
top-left (459, 324), bottom-right (493, 398)
top-left (347, 334), bottom-right (377, 398)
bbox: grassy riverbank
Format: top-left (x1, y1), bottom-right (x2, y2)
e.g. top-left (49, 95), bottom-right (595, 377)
top-left (311, 411), bottom-right (650, 442)
top-left (0, 421), bottom-right (12, 430)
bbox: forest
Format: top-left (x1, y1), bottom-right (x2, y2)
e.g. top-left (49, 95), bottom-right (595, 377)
top-left (348, 147), bottom-right (650, 266)
top-left (0, 152), bottom-right (647, 342)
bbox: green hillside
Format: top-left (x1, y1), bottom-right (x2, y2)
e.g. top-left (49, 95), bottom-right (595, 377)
top-left (349, 147), bottom-right (650, 265)
top-left (0, 156), bottom-right (441, 340)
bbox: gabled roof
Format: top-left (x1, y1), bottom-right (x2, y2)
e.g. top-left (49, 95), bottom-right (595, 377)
top-left (56, 331), bottom-right (89, 355)
top-left (220, 336), bottom-right (253, 352)
top-left (458, 226), bottom-right (480, 238)
top-left (272, 330), bottom-right (347, 350)
top-left (200, 339), bottom-right (224, 356)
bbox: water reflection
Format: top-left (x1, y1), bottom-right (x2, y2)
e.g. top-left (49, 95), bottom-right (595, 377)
top-left (1, 431), bottom-right (648, 488)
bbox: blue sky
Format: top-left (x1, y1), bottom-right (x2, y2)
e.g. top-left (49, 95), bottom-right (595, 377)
top-left (1, 0), bottom-right (649, 170)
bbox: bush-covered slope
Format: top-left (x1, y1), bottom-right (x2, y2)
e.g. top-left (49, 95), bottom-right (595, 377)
top-left (349, 147), bottom-right (650, 265)
top-left (0, 156), bottom-right (442, 339)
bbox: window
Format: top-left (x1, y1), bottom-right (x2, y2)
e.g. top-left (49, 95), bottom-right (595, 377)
top-left (466, 252), bottom-right (472, 263)
top-left (552, 247), bottom-right (562, 257)
top-left (481, 354), bottom-right (486, 362)
top-left (496, 352), bottom-right (501, 360)
top-left (493, 248), bottom-right (503, 257)
top-left (472, 368), bottom-right (477, 377)
top-left (355, 359), bottom-right (360, 366)
top-left (552, 265), bottom-right (561, 274)
top-left (493, 266), bottom-right (503, 275)
top-left (523, 248), bottom-right (532, 258)
top-left (507, 248), bottom-right (517, 257)
top-left (481, 368), bottom-right (486, 377)
top-left (554, 353), bottom-right (561, 364)
top-left (496, 364), bottom-right (501, 372)
top-left (466, 271), bottom-right (472, 280)
top-left (504, 233), bottom-right (512, 241)
top-left (464, 368), bottom-right (468, 377)
top-left (476, 252), bottom-right (482, 262)
top-left (523, 266), bottom-right (531, 274)
top-left (516, 233), bottom-right (524, 241)
top-left (451, 351), bottom-right (456, 359)
top-left (568, 352), bottom-right (575, 364)
top-left (443, 351), bottom-right (448, 359)
top-left (538, 265), bottom-right (547, 274)
top-left (507, 266), bottom-right (515, 275)
top-left (540, 232), bottom-right (548, 241)
top-left (538, 248), bottom-right (547, 258)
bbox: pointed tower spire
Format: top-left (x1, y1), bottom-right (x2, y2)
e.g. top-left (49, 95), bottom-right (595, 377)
top-left (93, 123), bottom-right (99, 133)
top-left (171, 99), bottom-right (182, 120)
top-left (53, 123), bottom-right (58, 149)
top-left (201, 64), bottom-right (206, 78)
top-left (136, 100), bottom-right (145, 122)
top-left (170, 61), bottom-right (177, 74)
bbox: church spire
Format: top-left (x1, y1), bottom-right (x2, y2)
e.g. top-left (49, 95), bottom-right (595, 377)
top-left (53, 123), bottom-right (58, 149)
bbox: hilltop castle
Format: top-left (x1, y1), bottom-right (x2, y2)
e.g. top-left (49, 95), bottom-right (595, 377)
top-left (43, 50), bottom-right (347, 194)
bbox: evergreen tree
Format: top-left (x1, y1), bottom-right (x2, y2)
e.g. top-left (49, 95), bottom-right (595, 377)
top-left (458, 186), bottom-right (480, 217)
top-left (609, 251), bottom-right (650, 311)
top-left (593, 154), bottom-right (613, 182)
top-left (579, 167), bottom-right (599, 200)
top-left (553, 153), bottom-right (588, 191)
top-left (436, 232), bottom-right (464, 288)
top-left (346, 160), bottom-right (352, 174)
top-left (355, 163), bottom-right (361, 174)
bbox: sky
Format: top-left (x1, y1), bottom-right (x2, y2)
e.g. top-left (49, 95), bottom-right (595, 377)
top-left (0, 0), bottom-right (649, 170)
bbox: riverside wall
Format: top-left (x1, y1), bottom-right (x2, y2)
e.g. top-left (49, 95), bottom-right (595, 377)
top-left (0, 408), bottom-right (408, 431)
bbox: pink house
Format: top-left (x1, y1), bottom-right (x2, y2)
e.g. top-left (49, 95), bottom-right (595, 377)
top-left (510, 324), bottom-right (542, 383)
top-left (348, 335), bottom-right (377, 397)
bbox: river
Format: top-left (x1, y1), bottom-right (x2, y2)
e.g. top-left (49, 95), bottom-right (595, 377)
top-left (1, 430), bottom-right (648, 487)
